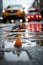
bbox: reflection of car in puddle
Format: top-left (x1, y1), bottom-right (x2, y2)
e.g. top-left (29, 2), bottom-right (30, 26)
top-left (4, 23), bottom-right (26, 37)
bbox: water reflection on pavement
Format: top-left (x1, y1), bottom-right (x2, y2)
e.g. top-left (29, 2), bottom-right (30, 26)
top-left (0, 22), bottom-right (43, 65)
top-left (4, 51), bottom-right (29, 61)
top-left (0, 23), bottom-right (31, 61)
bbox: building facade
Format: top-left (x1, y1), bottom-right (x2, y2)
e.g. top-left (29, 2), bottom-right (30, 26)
top-left (0, 0), bottom-right (3, 17)
top-left (32, 0), bottom-right (40, 8)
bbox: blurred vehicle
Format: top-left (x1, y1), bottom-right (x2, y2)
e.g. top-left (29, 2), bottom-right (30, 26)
top-left (26, 8), bottom-right (42, 22)
top-left (2, 5), bottom-right (25, 23)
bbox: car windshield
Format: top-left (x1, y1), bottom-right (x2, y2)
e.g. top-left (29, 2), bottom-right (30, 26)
top-left (7, 5), bottom-right (22, 8)
top-left (29, 10), bottom-right (39, 14)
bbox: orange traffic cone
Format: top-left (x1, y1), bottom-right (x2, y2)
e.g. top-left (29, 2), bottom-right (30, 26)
top-left (14, 38), bottom-right (22, 48)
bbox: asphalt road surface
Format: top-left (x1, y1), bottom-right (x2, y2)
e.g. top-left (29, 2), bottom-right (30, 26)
top-left (0, 21), bottom-right (43, 65)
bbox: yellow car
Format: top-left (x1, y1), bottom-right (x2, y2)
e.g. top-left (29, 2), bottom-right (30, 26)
top-left (2, 5), bottom-right (25, 23)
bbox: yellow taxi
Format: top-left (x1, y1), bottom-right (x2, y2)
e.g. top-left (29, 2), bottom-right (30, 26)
top-left (2, 5), bottom-right (25, 23)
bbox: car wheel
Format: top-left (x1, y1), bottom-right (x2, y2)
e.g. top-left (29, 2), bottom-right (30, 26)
top-left (3, 18), bottom-right (6, 23)
top-left (22, 18), bottom-right (25, 22)
top-left (6, 19), bottom-right (10, 23)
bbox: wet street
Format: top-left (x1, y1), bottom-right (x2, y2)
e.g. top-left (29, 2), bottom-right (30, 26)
top-left (0, 21), bottom-right (43, 65)
top-left (0, 0), bottom-right (43, 64)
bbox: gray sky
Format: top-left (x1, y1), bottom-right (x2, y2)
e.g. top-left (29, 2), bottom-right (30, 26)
top-left (3, 0), bottom-right (34, 9)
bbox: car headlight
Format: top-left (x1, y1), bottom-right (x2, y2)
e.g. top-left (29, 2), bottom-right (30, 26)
top-left (20, 9), bottom-right (23, 12)
top-left (20, 19), bottom-right (23, 23)
top-left (3, 10), bottom-right (5, 13)
top-left (11, 20), bottom-right (14, 23)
